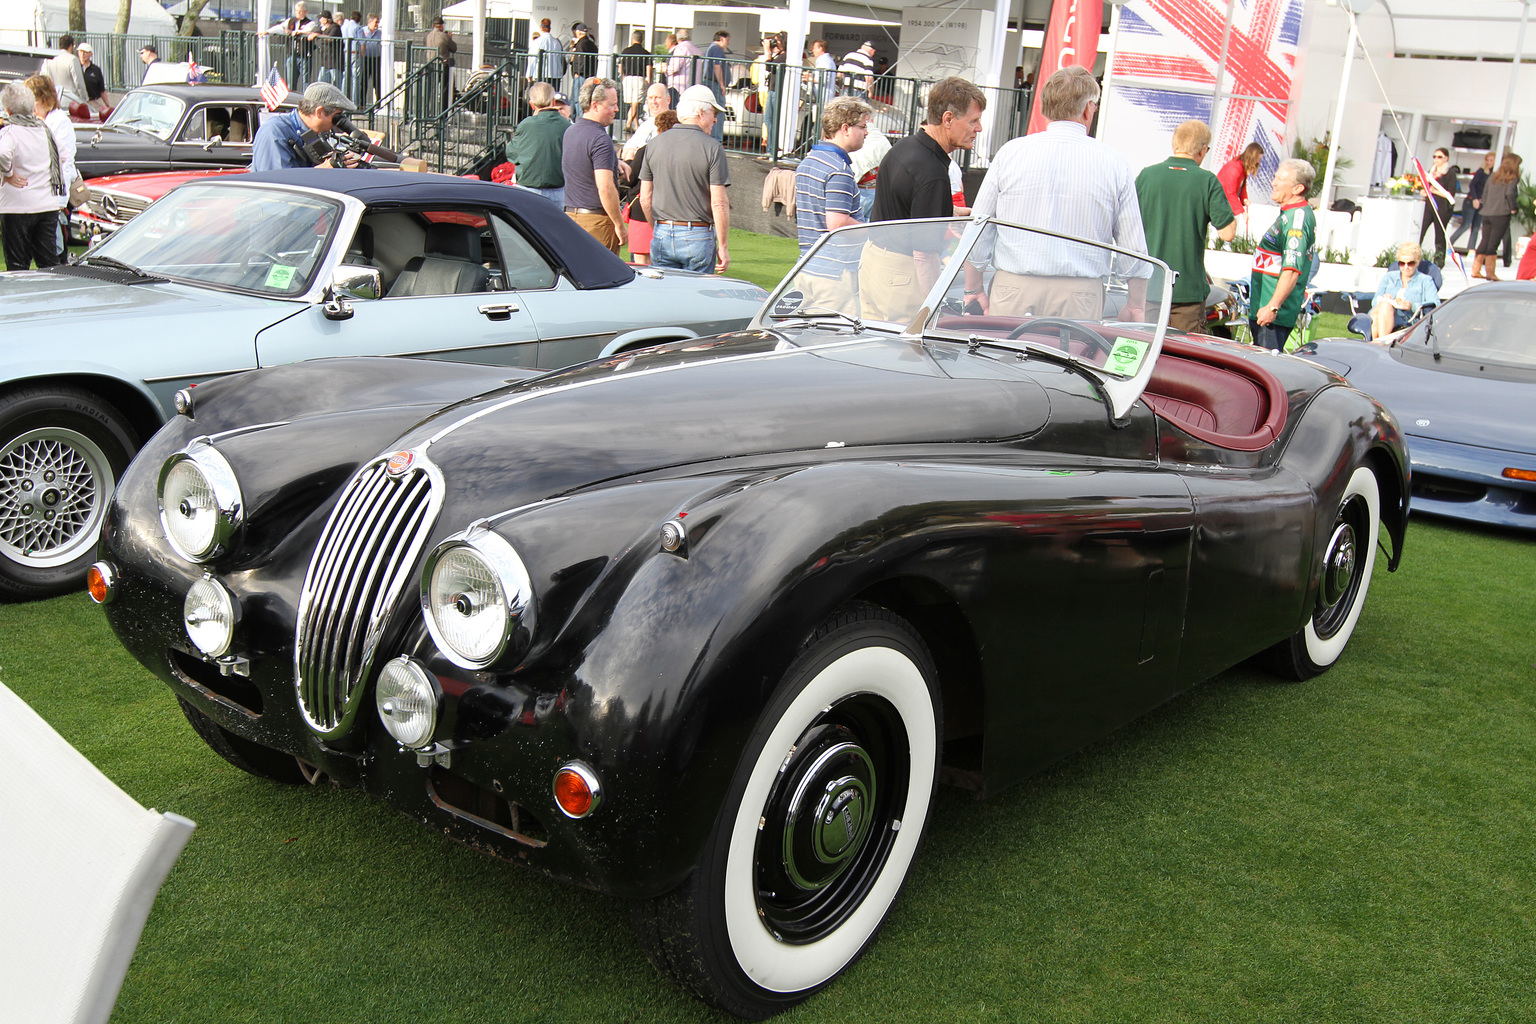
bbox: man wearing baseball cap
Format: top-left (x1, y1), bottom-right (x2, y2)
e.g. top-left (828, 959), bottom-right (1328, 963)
top-left (838, 40), bottom-right (877, 99)
top-left (640, 84), bottom-right (731, 274)
top-left (75, 43), bottom-right (110, 120)
top-left (251, 81), bottom-right (358, 171)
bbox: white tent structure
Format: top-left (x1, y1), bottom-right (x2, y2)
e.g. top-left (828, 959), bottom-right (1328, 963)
top-left (0, 0), bottom-right (176, 44)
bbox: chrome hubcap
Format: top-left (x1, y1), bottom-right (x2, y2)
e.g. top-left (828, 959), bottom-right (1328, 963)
top-left (1321, 522), bottom-right (1357, 608)
top-left (0, 428), bottom-right (112, 567)
top-left (782, 741), bottom-right (876, 890)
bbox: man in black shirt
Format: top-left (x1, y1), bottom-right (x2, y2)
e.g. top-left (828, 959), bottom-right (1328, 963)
top-left (77, 42), bottom-right (109, 120)
top-left (863, 77), bottom-right (985, 323)
top-left (621, 31), bottom-right (651, 130)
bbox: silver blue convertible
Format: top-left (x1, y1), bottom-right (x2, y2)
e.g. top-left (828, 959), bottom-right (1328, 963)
top-left (0, 169), bottom-right (767, 599)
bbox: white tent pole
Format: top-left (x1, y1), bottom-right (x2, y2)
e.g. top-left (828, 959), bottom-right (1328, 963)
top-left (1319, 10), bottom-right (1357, 208)
top-left (381, 0), bottom-right (399, 108)
top-left (256, 0), bottom-right (272, 81)
top-left (472, 0), bottom-right (486, 71)
top-left (1098, 0), bottom-right (1125, 146)
top-left (598, 0), bottom-right (617, 78)
top-left (1495, 0), bottom-right (1531, 159)
top-left (1208, 0), bottom-right (1237, 153)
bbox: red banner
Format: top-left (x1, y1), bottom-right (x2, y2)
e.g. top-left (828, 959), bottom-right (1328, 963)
top-left (1028, 0), bottom-right (1105, 134)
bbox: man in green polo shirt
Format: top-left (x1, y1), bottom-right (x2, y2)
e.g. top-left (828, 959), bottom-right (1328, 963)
top-left (1135, 120), bottom-right (1235, 333)
top-left (1249, 157), bottom-right (1317, 351)
top-left (505, 80), bottom-right (569, 207)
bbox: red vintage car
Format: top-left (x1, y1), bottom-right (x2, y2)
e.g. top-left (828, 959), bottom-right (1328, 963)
top-left (71, 167), bottom-right (247, 243)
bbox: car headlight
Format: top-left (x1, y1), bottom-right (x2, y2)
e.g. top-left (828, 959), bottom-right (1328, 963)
top-left (158, 441), bottom-right (243, 562)
top-left (184, 575), bottom-right (238, 657)
top-left (375, 657), bottom-right (441, 749)
top-left (421, 528), bottom-right (535, 670)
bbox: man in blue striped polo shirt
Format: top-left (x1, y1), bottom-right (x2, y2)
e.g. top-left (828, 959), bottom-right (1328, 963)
top-left (793, 96), bottom-right (874, 313)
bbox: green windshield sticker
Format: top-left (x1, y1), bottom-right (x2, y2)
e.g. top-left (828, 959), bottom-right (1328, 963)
top-left (1107, 337), bottom-right (1151, 377)
top-left (264, 264), bottom-right (296, 290)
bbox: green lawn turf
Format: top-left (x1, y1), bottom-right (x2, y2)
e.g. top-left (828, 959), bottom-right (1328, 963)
top-left (3, 521), bottom-right (1533, 1023)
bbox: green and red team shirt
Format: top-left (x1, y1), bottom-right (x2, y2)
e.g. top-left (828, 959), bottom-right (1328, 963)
top-left (1250, 201), bottom-right (1316, 326)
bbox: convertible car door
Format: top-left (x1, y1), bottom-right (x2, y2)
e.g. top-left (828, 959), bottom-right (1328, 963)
top-left (253, 208), bottom-right (549, 370)
top-left (930, 354), bottom-right (1197, 788)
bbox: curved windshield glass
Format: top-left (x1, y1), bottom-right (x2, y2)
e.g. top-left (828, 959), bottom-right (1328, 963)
top-left (1405, 290), bottom-right (1536, 368)
top-left (93, 183), bottom-right (342, 296)
top-left (763, 218), bottom-right (1172, 420)
top-left (103, 90), bottom-right (185, 140)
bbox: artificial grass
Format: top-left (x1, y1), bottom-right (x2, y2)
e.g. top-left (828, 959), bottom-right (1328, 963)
top-left (3, 517), bottom-right (1533, 1022)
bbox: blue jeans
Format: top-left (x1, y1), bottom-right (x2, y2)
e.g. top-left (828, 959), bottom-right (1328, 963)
top-left (652, 223), bottom-right (715, 274)
top-left (857, 185), bottom-right (877, 222)
top-left (526, 186), bottom-right (564, 208)
top-left (1250, 320), bottom-right (1294, 351)
top-left (709, 81), bottom-right (725, 141)
top-left (1449, 208), bottom-right (1480, 249)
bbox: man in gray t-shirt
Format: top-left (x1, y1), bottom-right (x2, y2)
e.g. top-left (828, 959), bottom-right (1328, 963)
top-left (640, 84), bottom-right (732, 274)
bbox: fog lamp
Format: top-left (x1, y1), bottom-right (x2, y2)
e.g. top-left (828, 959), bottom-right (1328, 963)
top-left (184, 576), bottom-right (238, 657)
top-left (375, 657), bottom-right (441, 749)
top-left (553, 762), bottom-right (602, 818)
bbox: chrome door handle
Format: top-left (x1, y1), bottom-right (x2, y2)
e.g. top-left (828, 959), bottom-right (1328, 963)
top-left (478, 303), bottom-right (520, 320)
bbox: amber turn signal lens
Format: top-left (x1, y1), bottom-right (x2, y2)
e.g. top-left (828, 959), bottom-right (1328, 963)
top-left (86, 562), bottom-right (115, 604)
top-left (1502, 467), bottom-right (1536, 482)
top-left (553, 763), bottom-right (602, 818)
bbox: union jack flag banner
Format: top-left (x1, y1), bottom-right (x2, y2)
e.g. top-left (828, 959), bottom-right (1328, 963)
top-left (1100, 0), bottom-right (1307, 187)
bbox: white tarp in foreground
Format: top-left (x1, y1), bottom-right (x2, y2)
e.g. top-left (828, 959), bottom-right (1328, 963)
top-left (0, 681), bottom-right (194, 1024)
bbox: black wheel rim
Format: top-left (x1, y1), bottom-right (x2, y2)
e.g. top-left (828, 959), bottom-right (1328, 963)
top-left (753, 693), bottom-right (909, 944)
top-left (1314, 492), bottom-right (1368, 640)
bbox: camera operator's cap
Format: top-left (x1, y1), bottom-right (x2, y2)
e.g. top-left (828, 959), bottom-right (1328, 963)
top-left (303, 81), bottom-right (357, 112)
top-left (679, 84), bottom-right (726, 111)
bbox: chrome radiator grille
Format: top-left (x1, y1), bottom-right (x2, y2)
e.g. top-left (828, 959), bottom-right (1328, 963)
top-left (295, 454), bottom-right (441, 736)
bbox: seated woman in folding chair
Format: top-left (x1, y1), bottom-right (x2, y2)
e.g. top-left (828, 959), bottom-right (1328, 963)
top-left (1370, 242), bottom-right (1440, 342)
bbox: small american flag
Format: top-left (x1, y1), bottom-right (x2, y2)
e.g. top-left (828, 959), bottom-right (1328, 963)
top-left (260, 65), bottom-right (288, 111)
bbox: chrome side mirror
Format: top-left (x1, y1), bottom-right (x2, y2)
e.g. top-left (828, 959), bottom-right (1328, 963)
top-left (330, 264), bottom-right (381, 301)
top-left (322, 265), bottom-right (382, 321)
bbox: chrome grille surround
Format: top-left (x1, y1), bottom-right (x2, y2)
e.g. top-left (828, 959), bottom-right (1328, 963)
top-left (89, 189), bottom-right (150, 225)
top-left (294, 450), bottom-right (445, 737)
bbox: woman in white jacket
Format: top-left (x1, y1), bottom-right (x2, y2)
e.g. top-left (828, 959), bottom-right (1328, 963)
top-left (0, 81), bottom-right (64, 270)
top-left (25, 74), bottom-right (77, 263)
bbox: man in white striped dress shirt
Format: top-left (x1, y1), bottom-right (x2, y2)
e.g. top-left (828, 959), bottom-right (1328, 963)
top-left (968, 65), bottom-right (1150, 323)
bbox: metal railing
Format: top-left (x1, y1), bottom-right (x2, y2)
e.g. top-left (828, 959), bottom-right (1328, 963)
top-left (27, 29), bottom-right (1034, 173)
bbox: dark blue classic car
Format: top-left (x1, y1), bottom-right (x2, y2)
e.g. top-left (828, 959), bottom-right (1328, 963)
top-left (0, 170), bottom-right (766, 599)
top-left (92, 218), bottom-right (1407, 1017)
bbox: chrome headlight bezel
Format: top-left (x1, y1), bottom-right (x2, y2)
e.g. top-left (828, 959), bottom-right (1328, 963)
top-left (158, 440), bottom-right (244, 563)
top-left (420, 526), bottom-right (536, 671)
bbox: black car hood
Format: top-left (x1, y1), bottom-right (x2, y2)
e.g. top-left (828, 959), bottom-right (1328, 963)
top-left (396, 331), bottom-right (1052, 507)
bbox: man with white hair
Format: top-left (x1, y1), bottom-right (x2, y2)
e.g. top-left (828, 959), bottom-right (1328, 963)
top-left (641, 84), bottom-right (731, 273)
top-left (562, 77), bottom-right (627, 254)
top-left (968, 65), bottom-right (1150, 323)
top-left (250, 81), bottom-right (358, 170)
top-left (505, 80), bottom-right (567, 207)
top-left (1248, 157), bottom-right (1317, 351)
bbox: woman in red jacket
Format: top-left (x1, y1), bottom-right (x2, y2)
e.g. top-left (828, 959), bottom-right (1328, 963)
top-left (1217, 142), bottom-right (1264, 219)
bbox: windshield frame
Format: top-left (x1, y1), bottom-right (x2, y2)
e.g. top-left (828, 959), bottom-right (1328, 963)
top-left (755, 216), bottom-right (1174, 421)
top-left (102, 89), bottom-right (187, 141)
top-left (88, 179), bottom-right (362, 303)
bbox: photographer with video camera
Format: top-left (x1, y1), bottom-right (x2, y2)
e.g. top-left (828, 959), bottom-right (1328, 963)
top-left (251, 82), bottom-right (363, 171)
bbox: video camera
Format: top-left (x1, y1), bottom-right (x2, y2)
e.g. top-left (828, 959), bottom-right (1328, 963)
top-left (297, 112), bottom-right (406, 167)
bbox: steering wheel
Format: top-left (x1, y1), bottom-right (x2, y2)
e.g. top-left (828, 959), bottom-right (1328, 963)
top-left (1005, 316), bottom-right (1114, 358)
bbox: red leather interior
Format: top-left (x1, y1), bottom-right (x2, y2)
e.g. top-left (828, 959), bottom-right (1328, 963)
top-left (1144, 337), bottom-right (1289, 451)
